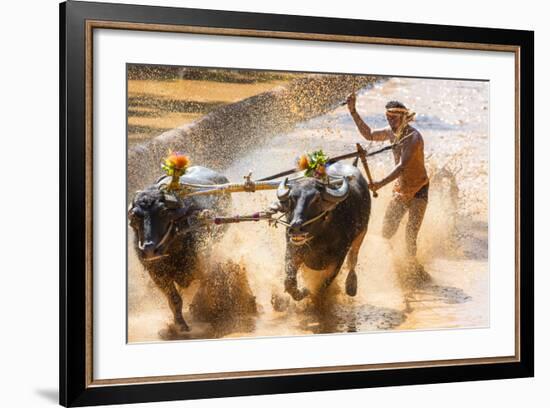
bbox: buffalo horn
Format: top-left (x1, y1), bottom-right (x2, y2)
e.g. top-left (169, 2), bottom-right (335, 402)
top-left (277, 177), bottom-right (290, 201)
top-left (322, 177), bottom-right (350, 203)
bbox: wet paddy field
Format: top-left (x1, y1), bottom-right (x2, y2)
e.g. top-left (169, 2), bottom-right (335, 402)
top-left (127, 74), bottom-right (489, 343)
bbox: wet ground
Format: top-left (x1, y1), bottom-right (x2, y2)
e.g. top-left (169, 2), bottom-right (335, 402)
top-left (127, 74), bottom-right (294, 143)
top-left (127, 76), bottom-right (489, 343)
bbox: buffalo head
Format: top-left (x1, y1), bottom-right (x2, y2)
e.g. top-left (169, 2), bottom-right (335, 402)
top-left (277, 176), bottom-right (350, 246)
top-left (128, 187), bottom-right (189, 261)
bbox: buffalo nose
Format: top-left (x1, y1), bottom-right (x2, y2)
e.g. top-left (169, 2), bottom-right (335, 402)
top-left (290, 219), bottom-right (303, 231)
top-left (142, 241), bottom-right (156, 256)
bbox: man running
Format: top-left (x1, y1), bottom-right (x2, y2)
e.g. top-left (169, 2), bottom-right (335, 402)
top-left (347, 94), bottom-right (431, 283)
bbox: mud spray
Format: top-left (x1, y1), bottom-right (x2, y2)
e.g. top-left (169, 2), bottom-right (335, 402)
top-left (128, 76), bottom-right (489, 342)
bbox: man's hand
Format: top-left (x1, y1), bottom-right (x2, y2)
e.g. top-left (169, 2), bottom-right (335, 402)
top-left (347, 93), bottom-right (357, 112)
top-left (369, 180), bottom-right (383, 192)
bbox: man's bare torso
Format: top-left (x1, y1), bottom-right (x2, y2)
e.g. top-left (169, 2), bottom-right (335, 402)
top-left (387, 126), bottom-right (429, 201)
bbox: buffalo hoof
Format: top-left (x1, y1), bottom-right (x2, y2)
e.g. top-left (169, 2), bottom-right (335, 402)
top-left (294, 288), bottom-right (310, 301)
top-left (415, 264), bottom-right (432, 285)
top-left (285, 277), bottom-right (310, 301)
top-left (345, 270), bottom-right (358, 297)
top-left (271, 293), bottom-right (290, 312)
top-left (286, 287), bottom-right (310, 301)
top-left (406, 261), bottom-right (432, 288)
top-left (158, 322), bottom-right (191, 340)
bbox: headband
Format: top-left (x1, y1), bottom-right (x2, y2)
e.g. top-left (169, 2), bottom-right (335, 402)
top-left (386, 107), bottom-right (410, 114)
top-left (386, 106), bottom-right (416, 139)
top-left (386, 107), bottom-right (416, 122)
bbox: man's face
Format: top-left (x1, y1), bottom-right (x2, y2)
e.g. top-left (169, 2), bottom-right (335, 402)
top-left (386, 112), bottom-right (404, 132)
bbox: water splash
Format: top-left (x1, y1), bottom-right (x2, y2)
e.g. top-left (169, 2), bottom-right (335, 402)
top-left (127, 73), bottom-right (378, 195)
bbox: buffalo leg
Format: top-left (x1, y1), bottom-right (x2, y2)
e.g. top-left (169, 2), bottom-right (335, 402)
top-left (319, 258), bottom-right (346, 295)
top-left (284, 253), bottom-right (310, 301)
top-left (150, 272), bottom-right (190, 332)
top-left (345, 230), bottom-right (367, 297)
top-left (164, 283), bottom-right (190, 332)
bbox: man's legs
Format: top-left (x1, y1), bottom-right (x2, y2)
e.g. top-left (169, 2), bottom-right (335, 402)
top-left (382, 197), bottom-right (412, 309)
top-left (405, 186), bottom-right (430, 283)
top-left (382, 197), bottom-right (408, 241)
top-left (405, 197), bottom-right (428, 257)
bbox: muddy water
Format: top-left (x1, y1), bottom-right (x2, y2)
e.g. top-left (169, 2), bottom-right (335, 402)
top-left (127, 77), bottom-right (489, 342)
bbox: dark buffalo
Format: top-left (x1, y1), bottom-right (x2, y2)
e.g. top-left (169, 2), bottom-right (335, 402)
top-left (275, 162), bottom-right (371, 300)
top-left (128, 166), bottom-right (231, 335)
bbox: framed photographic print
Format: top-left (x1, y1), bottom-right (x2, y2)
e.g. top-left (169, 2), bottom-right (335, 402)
top-left (60, 0), bottom-right (534, 406)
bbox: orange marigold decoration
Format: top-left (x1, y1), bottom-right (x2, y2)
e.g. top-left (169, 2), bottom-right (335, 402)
top-left (295, 150), bottom-right (328, 180)
top-left (296, 154), bottom-right (310, 171)
top-left (161, 150), bottom-right (190, 190)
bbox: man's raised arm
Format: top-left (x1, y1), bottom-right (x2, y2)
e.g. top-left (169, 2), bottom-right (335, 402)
top-left (347, 94), bottom-right (390, 142)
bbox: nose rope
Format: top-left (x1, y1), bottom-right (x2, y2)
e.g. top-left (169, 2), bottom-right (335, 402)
top-left (156, 222), bottom-right (174, 249)
top-left (139, 222), bottom-right (174, 252)
top-left (294, 210), bottom-right (329, 228)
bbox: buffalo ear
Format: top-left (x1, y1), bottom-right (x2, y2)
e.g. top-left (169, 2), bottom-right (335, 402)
top-left (129, 190), bottom-right (142, 210)
top-left (127, 206), bottom-right (140, 226)
top-left (127, 202), bottom-right (136, 217)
